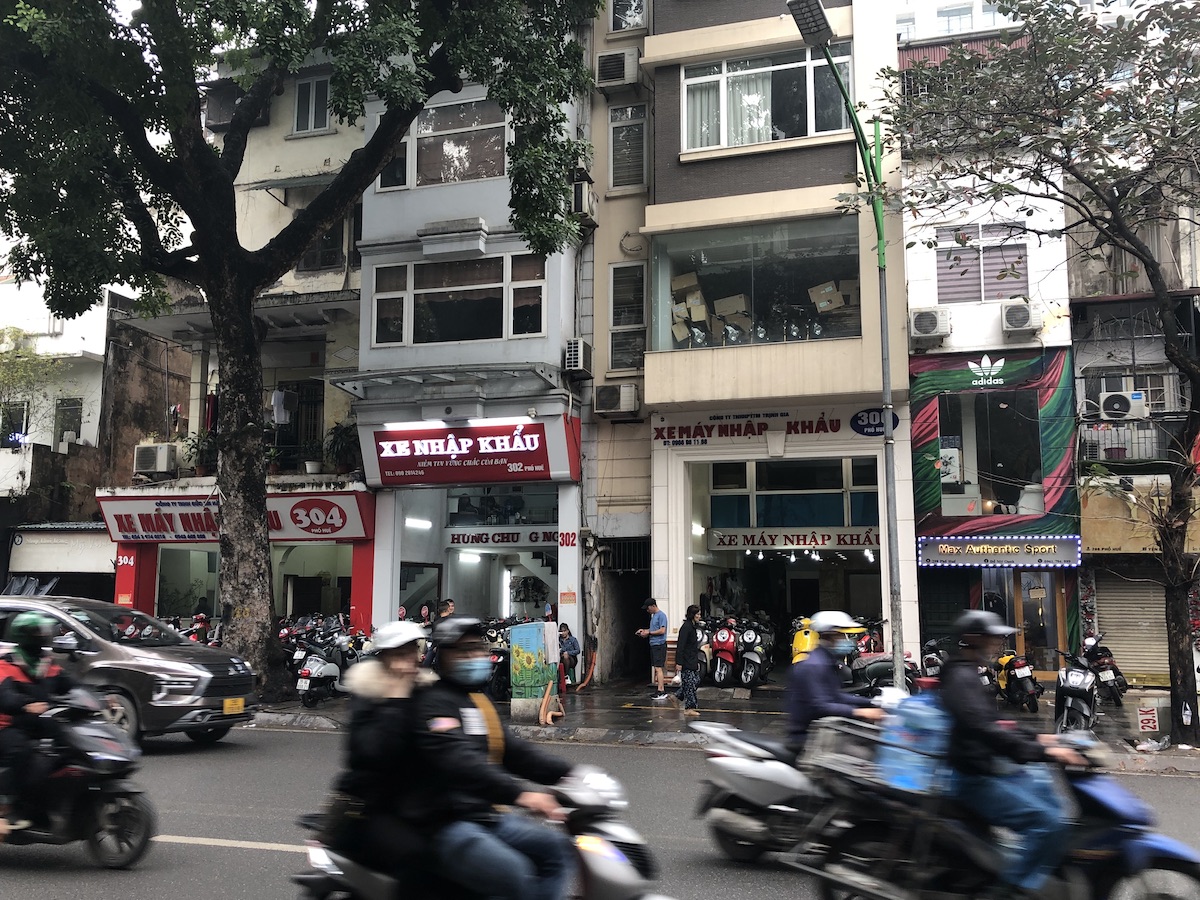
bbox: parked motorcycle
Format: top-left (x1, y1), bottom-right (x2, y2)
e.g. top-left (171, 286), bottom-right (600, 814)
top-left (710, 618), bottom-right (740, 687)
top-left (293, 766), bottom-right (676, 900)
top-left (1054, 648), bottom-right (1099, 734)
top-left (696, 620), bottom-right (715, 682)
top-left (839, 647), bottom-right (920, 697)
top-left (737, 619), bottom-right (774, 686)
top-left (920, 637), bottom-right (951, 678)
top-left (797, 729), bottom-right (1200, 900)
top-left (486, 641), bottom-right (512, 702)
top-left (1084, 631), bottom-right (1128, 707)
top-left (995, 646), bottom-right (1043, 712)
top-left (854, 616), bottom-right (887, 654)
top-left (2, 685), bottom-right (157, 869)
top-left (297, 628), bottom-right (366, 707)
top-left (790, 616), bottom-right (818, 664)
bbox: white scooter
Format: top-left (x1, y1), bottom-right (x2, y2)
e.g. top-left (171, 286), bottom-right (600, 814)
top-left (296, 633), bottom-right (359, 707)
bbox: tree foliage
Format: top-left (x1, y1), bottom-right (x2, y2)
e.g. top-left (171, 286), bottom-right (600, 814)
top-left (0, 0), bottom-right (600, 693)
top-left (886, 0), bottom-right (1200, 738)
top-left (0, 326), bottom-right (62, 425)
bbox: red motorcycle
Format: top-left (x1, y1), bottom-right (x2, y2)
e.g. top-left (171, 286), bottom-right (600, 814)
top-left (709, 617), bottom-right (739, 687)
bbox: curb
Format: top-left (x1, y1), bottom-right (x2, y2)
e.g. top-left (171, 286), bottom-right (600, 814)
top-left (251, 710), bottom-right (343, 731)
top-left (509, 725), bottom-right (707, 746)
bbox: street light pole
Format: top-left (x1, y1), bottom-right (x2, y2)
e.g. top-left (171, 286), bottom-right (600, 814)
top-left (787, 0), bottom-right (906, 690)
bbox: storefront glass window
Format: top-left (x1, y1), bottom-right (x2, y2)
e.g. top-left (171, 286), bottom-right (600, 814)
top-left (156, 545), bottom-right (219, 619)
top-left (938, 391), bottom-right (1042, 516)
top-left (711, 495), bottom-right (751, 528)
top-left (650, 216), bottom-right (861, 352)
top-left (711, 462), bottom-right (747, 490)
top-left (273, 542), bottom-right (353, 619)
top-left (448, 483), bottom-right (558, 526)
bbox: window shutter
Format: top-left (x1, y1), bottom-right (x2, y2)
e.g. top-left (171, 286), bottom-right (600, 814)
top-left (981, 242), bottom-right (1028, 300)
top-left (935, 231), bottom-right (982, 303)
top-left (612, 267), bottom-right (645, 326)
top-left (612, 121), bottom-right (645, 187)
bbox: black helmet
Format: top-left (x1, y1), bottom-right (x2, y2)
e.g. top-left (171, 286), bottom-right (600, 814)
top-left (953, 610), bottom-right (1016, 644)
top-left (430, 615), bottom-right (486, 646)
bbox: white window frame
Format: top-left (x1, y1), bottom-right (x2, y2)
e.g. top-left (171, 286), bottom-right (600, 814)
top-left (371, 254), bottom-right (546, 347)
top-left (609, 104), bottom-right (647, 189)
top-left (375, 100), bottom-right (510, 192)
top-left (680, 44), bottom-right (852, 153)
top-left (609, 263), bottom-right (646, 371)
top-left (897, 15), bottom-right (916, 41)
top-left (611, 0), bottom-right (646, 32)
top-left (937, 5), bottom-right (974, 34)
top-left (293, 76), bottom-right (330, 135)
top-left (935, 223), bottom-right (1028, 304)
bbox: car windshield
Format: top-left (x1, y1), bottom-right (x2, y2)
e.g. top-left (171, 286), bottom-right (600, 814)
top-left (65, 606), bottom-right (186, 647)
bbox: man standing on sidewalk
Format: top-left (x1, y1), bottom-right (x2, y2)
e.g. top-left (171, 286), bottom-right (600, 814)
top-left (637, 599), bottom-right (669, 700)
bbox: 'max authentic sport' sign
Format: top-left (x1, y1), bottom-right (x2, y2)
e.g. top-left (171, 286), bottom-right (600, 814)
top-left (918, 535), bottom-right (1081, 568)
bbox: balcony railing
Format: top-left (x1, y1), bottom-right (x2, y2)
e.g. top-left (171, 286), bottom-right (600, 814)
top-left (1079, 417), bottom-right (1188, 466)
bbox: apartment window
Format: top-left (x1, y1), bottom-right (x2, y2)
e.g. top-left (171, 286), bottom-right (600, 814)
top-left (937, 5), bottom-right (973, 33)
top-left (294, 77), bottom-right (330, 134)
top-left (610, 264), bottom-right (646, 370)
top-left (54, 398), bottom-right (83, 444)
top-left (372, 254), bottom-right (546, 345)
top-left (1082, 369), bottom-right (1183, 416)
top-left (897, 15), bottom-right (915, 40)
top-left (47, 314), bottom-right (65, 336)
top-left (612, 0), bottom-right (645, 31)
top-left (981, 3), bottom-right (1010, 27)
top-left (415, 100), bottom-right (506, 186)
top-left (935, 224), bottom-right (1028, 303)
top-left (379, 143), bottom-right (407, 189)
top-left (298, 204), bottom-right (362, 272)
top-left (610, 104), bottom-right (647, 188)
top-left (706, 458), bottom-right (878, 529)
top-left (0, 402), bottom-right (27, 449)
top-left (683, 44), bottom-right (851, 150)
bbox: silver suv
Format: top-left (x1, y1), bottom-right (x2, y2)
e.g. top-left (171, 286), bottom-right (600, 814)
top-left (0, 596), bottom-right (256, 743)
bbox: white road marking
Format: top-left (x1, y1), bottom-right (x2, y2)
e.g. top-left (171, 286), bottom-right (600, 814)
top-left (153, 834), bottom-right (306, 853)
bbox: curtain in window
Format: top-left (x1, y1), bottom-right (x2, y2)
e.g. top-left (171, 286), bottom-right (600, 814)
top-left (727, 72), bottom-right (772, 146)
top-left (686, 82), bottom-right (720, 149)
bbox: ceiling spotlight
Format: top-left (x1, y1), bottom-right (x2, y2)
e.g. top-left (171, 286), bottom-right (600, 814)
top-left (758, 551), bottom-right (764, 560)
top-left (790, 552), bottom-right (797, 563)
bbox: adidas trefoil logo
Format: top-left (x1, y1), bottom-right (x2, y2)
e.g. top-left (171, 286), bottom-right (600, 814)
top-left (968, 354), bottom-right (1005, 386)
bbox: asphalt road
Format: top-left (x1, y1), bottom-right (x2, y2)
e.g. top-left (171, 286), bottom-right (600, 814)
top-left (3, 725), bottom-right (1200, 900)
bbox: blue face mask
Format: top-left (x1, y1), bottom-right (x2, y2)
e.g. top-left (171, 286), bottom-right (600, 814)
top-left (831, 637), bottom-right (856, 655)
top-left (447, 656), bottom-right (493, 686)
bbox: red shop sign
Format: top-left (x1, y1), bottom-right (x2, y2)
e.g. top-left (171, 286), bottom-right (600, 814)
top-left (375, 422), bottom-right (552, 485)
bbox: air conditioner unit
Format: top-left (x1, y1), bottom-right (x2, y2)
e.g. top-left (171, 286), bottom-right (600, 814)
top-left (1100, 390), bottom-right (1148, 421)
top-left (565, 338), bottom-right (594, 379)
top-left (595, 383), bottom-right (640, 417)
top-left (1001, 300), bottom-right (1042, 337)
top-left (909, 308), bottom-right (952, 346)
top-left (596, 47), bottom-right (640, 90)
top-left (133, 442), bottom-right (178, 474)
top-left (571, 181), bottom-right (598, 227)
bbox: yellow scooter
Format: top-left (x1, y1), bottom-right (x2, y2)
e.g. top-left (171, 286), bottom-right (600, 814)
top-left (790, 616), bottom-right (819, 664)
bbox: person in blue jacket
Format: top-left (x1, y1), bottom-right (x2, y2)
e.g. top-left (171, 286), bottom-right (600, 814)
top-left (786, 610), bottom-right (884, 752)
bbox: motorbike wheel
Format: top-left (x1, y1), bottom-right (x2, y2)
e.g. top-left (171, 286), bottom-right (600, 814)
top-left (714, 658), bottom-right (735, 687)
top-left (301, 691), bottom-right (320, 709)
top-left (711, 825), bottom-right (767, 863)
top-left (739, 660), bottom-right (760, 687)
top-left (86, 793), bottom-right (156, 869)
top-left (186, 726), bottom-right (232, 744)
top-left (1109, 687), bottom-right (1124, 708)
top-left (1055, 710), bottom-right (1088, 734)
top-left (487, 674), bottom-right (511, 702)
top-left (818, 825), bottom-right (905, 900)
top-left (1108, 861), bottom-right (1200, 899)
top-left (1025, 696), bottom-right (1039, 714)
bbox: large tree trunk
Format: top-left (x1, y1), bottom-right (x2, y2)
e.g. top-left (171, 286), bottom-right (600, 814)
top-left (1162, 457), bottom-right (1200, 745)
top-left (207, 277), bottom-right (292, 701)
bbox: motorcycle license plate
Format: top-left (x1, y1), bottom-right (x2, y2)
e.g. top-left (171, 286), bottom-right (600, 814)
top-left (296, 678), bottom-right (310, 691)
top-left (223, 697), bottom-right (245, 715)
top-left (293, 649), bottom-right (306, 660)
top-left (1014, 666), bottom-right (1032, 678)
top-left (926, 665), bottom-right (941, 675)
top-left (980, 674), bottom-right (992, 685)
top-left (1099, 669), bottom-right (1116, 682)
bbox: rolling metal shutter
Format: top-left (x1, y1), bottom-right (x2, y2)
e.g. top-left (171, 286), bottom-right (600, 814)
top-left (1094, 575), bottom-right (1169, 685)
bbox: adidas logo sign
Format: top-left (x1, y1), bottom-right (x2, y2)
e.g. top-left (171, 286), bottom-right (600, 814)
top-left (967, 355), bottom-right (1005, 386)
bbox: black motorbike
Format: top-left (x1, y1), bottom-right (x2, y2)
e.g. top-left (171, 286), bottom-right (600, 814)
top-left (839, 647), bottom-right (920, 697)
top-left (920, 637), bottom-right (951, 678)
top-left (1084, 631), bottom-right (1128, 707)
top-left (293, 766), bottom-right (674, 900)
top-left (2, 686), bottom-right (156, 868)
top-left (1054, 648), bottom-right (1099, 734)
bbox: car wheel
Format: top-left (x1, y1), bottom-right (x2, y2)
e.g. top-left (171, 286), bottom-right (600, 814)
top-left (186, 726), bottom-right (232, 744)
top-left (102, 691), bottom-right (140, 742)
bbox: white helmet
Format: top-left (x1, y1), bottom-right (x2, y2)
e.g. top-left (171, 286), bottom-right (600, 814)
top-left (809, 610), bottom-right (866, 634)
top-left (1083, 636), bottom-right (1097, 649)
top-left (372, 621), bottom-right (427, 652)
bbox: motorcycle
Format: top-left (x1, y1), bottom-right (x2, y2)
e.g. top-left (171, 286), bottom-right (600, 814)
top-left (1054, 648), bottom-right (1100, 734)
top-left (2, 685), bottom-right (156, 869)
top-left (920, 637), bottom-right (951, 678)
top-left (486, 634), bottom-right (512, 702)
top-left (995, 646), bottom-right (1044, 712)
top-left (297, 629), bottom-right (366, 707)
top-left (1084, 631), bottom-right (1128, 707)
top-left (839, 647), bottom-right (920, 697)
top-left (797, 728), bottom-right (1200, 900)
top-left (696, 620), bottom-right (715, 683)
top-left (855, 617), bottom-right (887, 654)
top-left (293, 766), bottom-right (676, 900)
top-left (790, 616), bottom-right (818, 664)
top-left (737, 619), bottom-right (774, 687)
top-left (710, 618), bottom-right (740, 688)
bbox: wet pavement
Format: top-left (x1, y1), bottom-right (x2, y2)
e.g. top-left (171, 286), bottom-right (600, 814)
top-left (252, 676), bottom-right (1200, 773)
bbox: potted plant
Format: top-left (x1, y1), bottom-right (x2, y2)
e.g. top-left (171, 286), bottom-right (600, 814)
top-left (302, 440), bottom-right (324, 475)
top-left (264, 445), bottom-right (283, 476)
top-left (325, 420), bottom-right (361, 475)
top-left (182, 430), bottom-right (218, 476)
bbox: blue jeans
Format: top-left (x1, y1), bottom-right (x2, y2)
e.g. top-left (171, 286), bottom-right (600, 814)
top-left (435, 813), bottom-right (574, 900)
top-left (951, 763), bottom-right (1070, 891)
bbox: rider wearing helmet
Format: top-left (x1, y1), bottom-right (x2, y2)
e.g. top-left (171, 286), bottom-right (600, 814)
top-left (942, 609), bottom-right (1085, 897)
top-left (323, 620), bottom-right (431, 878)
top-left (0, 612), bottom-right (75, 835)
top-left (413, 615), bottom-right (574, 900)
top-left (786, 610), bottom-right (886, 751)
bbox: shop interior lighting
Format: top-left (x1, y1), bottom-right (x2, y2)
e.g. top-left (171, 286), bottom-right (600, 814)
top-left (790, 552), bottom-right (797, 563)
top-left (745, 549), bottom-right (752, 556)
top-left (757, 551), bottom-right (764, 560)
top-left (864, 549), bottom-right (875, 563)
top-left (812, 552), bottom-right (822, 562)
top-left (405, 517), bottom-right (433, 530)
top-left (459, 552), bottom-right (482, 563)
top-left (467, 415), bottom-right (537, 428)
top-left (383, 420), bottom-right (445, 430)
top-left (692, 523), bottom-right (706, 537)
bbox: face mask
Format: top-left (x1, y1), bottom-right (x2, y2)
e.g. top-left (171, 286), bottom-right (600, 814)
top-left (831, 637), bottom-right (856, 655)
top-left (447, 656), bottom-right (492, 686)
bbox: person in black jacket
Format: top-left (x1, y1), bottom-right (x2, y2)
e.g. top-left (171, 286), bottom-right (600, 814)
top-left (323, 620), bottom-right (429, 878)
top-left (671, 604), bottom-right (703, 716)
top-left (415, 616), bottom-right (574, 900)
top-left (786, 610), bottom-right (885, 751)
top-left (942, 610), bottom-right (1085, 897)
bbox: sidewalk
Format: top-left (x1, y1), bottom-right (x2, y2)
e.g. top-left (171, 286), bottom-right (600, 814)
top-left (251, 678), bottom-right (1200, 775)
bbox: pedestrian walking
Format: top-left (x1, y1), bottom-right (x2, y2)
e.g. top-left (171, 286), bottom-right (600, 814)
top-left (637, 599), bottom-right (669, 700)
top-left (672, 604), bottom-right (702, 717)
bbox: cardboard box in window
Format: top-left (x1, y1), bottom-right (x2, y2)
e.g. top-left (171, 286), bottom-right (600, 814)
top-left (726, 312), bottom-right (753, 333)
top-left (684, 290), bottom-right (708, 322)
top-left (838, 278), bottom-right (861, 306)
top-left (712, 293), bottom-right (749, 317)
top-left (672, 302), bottom-right (688, 323)
top-left (671, 272), bottom-right (701, 295)
top-left (809, 280), bottom-right (845, 313)
top-left (671, 321), bottom-right (691, 343)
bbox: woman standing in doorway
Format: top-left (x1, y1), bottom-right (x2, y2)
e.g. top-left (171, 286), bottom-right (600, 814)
top-left (673, 605), bottom-right (702, 717)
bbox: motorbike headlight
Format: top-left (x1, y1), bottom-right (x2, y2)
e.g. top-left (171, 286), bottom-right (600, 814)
top-left (742, 629), bottom-right (757, 644)
top-left (565, 766), bottom-right (628, 810)
top-left (1065, 669), bottom-right (1094, 689)
top-left (575, 835), bottom-right (629, 865)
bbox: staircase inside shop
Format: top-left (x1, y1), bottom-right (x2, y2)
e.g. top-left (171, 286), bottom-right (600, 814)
top-left (508, 551), bottom-right (558, 596)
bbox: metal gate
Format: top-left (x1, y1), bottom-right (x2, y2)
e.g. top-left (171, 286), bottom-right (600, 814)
top-left (1094, 575), bottom-right (1169, 686)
